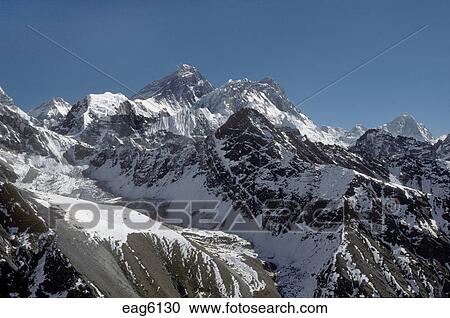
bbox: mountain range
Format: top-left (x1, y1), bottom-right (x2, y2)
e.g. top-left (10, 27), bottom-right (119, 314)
top-left (1, 64), bottom-right (449, 297)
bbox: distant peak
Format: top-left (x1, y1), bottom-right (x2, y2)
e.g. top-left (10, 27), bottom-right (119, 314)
top-left (398, 112), bottom-right (414, 119)
top-left (381, 113), bottom-right (433, 142)
top-left (51, 96), bottom-right (66, 103)
top-left (174, 64), bottom-right (200, 78)
top-left (350, 124), bottom-right (367, 133)
top-left (391, 113), bottom-right (422, 125)
top-left (0, 86), bottom-right (5, 96)
top-left (259, 76), bottom-right (285, 94)
top-left (37, 96), bottom-right (68, 107)
top-left (132, 64), bottom-right (213, 105)
top-left (177, 63), bottom-right (196, 72)
top-left (29, 96), bottom-right (72, 124)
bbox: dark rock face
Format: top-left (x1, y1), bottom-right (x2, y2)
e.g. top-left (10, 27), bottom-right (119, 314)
top-left (88, 130), bottom-right (200, 188)
top-left (352, 129), bottom-right (436, 160)
top-left (0, 177), bottom-right (95, 297)
top-left (56, 99), bottom-right (89, 136)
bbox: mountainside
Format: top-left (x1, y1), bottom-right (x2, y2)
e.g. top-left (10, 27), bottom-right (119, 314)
top-left (352, 129), bottom-right (450, 236)
top-left (1, 66), bottom-right (450, 298)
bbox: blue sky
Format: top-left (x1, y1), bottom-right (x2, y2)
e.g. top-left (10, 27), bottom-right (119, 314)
top-left (1, 0), bottom-right (449, 135)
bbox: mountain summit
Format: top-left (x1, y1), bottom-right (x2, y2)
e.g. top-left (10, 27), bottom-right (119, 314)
top-left (131, 64), bottom-right (214, 108)
top-left (29, 97), bottom-right (72, 128)
top-left (380, 113), bottom-right (434, 142)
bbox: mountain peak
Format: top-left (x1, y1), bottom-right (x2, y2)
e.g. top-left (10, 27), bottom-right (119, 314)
top-left (0, 86), bottom-right (5, 96)
top-left (196, 76), bottom-right (298, 115)
top-left (380, 113), bottom-right (433, 142)
top-left (177, 63), bottom-right (197, 74)
top-left (50, 96), bottom-right (67, 104)
top-left (132, 64), bottom-right (214, 107)
top-left (258, 76), bottom-right (286, 95)
top-left (29, 96), bottom-right (72, 128)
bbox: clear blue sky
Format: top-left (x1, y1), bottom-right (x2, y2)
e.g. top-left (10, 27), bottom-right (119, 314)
top-left (1, 0), bottom-right (449, 135)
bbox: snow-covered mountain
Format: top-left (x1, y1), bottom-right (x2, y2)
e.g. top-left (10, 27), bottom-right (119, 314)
top-left (132, 64), bottom-right (214, 113)
top-left (49, 65), bottom-right (340, 145)
top-left (60, 65), bottom-right (345, 145)
top-left (193, 77), bottom-right (336, 144)
top-left (380, 113), bottom-right (434, 142)
top-left (75, 106), bottom-right (450, 297)
top-left (29, 97), bottom-right (71, 128)
top-left (2, 66), bottom-right (450, 298)
top-left (0, 88), bottom-right (75, 159)
top-left (322, 113), bottom-right (436, 148)
top-left (0, 89), bottom-right (278, 297)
